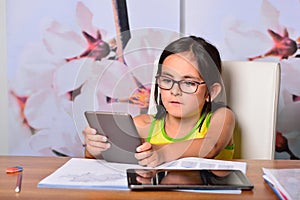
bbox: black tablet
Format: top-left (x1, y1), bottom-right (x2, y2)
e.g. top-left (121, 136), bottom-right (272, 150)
top-left (126, 169), bottom-right (254, 190)
top-left (84, 111), bottom-right (142, 164)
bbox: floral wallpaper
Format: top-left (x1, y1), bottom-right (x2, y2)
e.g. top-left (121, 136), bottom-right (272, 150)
top-left (6, 0), bottom-right (179, 157)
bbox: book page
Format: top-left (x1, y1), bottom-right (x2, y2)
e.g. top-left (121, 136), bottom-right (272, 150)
top-left (158, 157), bottom-right (247, 173)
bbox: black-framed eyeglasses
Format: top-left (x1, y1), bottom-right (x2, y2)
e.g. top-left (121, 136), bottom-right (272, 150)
top-left (156, 75), bottom-right (206, 94)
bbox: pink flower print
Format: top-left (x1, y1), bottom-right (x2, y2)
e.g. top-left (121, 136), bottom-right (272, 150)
top-left (248, 28), bottom-right (298, 60)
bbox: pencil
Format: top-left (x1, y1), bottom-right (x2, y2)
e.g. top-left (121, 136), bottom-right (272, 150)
top-left (15, 172), bottom-right (22, 193)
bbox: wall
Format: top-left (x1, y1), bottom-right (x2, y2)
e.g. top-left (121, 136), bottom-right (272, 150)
top-left (3, 0), bottom-right (180, 156)
top-left (1, 0), bottom-right (299, 158)
top-left (0, 0), bottom-right (8, 155)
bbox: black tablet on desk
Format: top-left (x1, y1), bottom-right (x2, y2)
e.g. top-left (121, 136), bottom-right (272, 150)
top-left (127, 169), bottom-right (254, 190)
top-left (84, 111), bottom-right (142, 164)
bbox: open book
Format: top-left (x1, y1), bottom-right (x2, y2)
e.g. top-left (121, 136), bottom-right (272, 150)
top-left (37, 157), bottom-right (247, 191)
top-left (263, 168), bottom-right (300, 200)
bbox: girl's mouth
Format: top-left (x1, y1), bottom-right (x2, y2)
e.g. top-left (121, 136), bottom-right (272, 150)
top-left (169, 101), bottom-right (182, 105)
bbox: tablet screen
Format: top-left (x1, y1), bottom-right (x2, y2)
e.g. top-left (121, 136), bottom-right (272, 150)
top-left (85, 111), bottom-right (141, 164)
top-left (127, 169), bottom-right (254, 190)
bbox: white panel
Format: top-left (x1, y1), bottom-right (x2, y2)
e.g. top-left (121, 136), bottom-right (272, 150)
top-left (0, 0), bottom-right (8, 155)
top-left (127, 0), bottom-right (180, 31)
top-left (222, 61), bottom-right (280, 159)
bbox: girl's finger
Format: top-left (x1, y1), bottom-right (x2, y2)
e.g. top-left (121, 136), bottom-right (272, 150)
top-left (136, 142), bottom-right (152, 152)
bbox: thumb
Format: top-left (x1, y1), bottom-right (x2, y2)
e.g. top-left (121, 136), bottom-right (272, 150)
top-left (136, 142), bottom-right (152, 152)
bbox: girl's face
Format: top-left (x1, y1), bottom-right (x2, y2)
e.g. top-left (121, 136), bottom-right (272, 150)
top-left (160, 53), bottom-right (208, 119)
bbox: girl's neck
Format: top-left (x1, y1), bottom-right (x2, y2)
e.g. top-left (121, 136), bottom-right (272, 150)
top-left (164, 113), bottom-right (201, 138)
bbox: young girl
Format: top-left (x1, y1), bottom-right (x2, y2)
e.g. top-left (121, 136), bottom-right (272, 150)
top-left (83, 36), bottom-right (235, 167)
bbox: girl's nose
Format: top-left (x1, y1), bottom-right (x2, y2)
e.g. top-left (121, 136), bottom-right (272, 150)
top-left (170, 82), bottom-right (182, 96)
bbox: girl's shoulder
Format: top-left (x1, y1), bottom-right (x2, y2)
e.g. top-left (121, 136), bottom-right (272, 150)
top-left (133, 114), bottom-right (154, 138)
top-left (133, 114), bottom-right (153, 125)
top-left (211, 106), bottom-right (235, 124)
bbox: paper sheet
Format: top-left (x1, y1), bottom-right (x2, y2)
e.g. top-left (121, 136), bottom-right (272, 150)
top-left (38, 157), bottom-right (247, 192)
top-left (157, 157), bottom-right (247, 173)
top-left (263, 168), bottom-right (300, 200)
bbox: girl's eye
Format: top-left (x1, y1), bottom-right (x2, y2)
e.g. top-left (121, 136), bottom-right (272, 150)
top-left (162, 78), bottom-right (172, 83)
top-left (183, 81), bottom-right (197, 87)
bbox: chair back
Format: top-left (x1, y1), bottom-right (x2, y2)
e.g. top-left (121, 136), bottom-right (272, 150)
top-left (222, 61), bottom-right (280, 159)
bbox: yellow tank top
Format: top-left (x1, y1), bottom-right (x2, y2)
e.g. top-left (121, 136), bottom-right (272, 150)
top-left (146, 113), bottom-right (234, 160)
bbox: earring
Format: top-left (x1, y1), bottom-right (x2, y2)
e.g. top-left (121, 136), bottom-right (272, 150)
top-left (206, 93), bottom-right (211, 102)
top-left (204, 92), bottom-right (210, 102)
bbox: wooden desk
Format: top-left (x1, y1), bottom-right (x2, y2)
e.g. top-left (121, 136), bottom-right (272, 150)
top-left (0, 156), bottom-right (298, 199)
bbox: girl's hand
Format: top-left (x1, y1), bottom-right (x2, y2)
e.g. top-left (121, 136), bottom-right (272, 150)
top-left (134, 169), bottom-right (157, 184)
top-left (135, 142), bottom-right (163, 167)
top-left (82, 126), bottom-right (111, 158)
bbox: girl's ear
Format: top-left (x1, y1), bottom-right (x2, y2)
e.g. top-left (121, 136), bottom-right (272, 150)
top-left (206, 83), bottom-right (222, 101)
